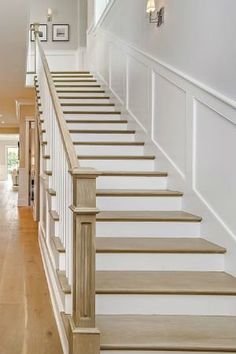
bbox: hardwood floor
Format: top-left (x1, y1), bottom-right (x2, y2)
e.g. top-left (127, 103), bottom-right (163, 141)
top-left (0, 181), bottom-right (63, 354)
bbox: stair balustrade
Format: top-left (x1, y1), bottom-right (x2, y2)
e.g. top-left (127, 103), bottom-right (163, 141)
top-left (32, 23), bottom-right (100, 354)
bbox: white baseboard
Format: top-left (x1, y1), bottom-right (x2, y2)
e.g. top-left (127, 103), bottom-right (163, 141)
top-left (38, 225), bottom-right (69, 354)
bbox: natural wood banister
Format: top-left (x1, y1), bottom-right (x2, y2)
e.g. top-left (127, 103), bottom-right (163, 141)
top-left (34, 32), bottom-right (79, 173)
top-left (32, 24), bottom-right (100, 354)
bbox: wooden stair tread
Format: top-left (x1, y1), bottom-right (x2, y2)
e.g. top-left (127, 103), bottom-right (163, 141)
top-left (96, 271), bottom-right (236, 295)
top-left (97, 211), bottom-right (202, 222)
top-left (56, 90), bottom-right (105, 93)
top-left (97, 314), bottom-right (236, 351)
top-left (59, 96), bottom-right (110, 99)
top-left (66, 119), bottom-right (127, 124)
top-left (62, 103), bottom-right (114, 106)
top-left (96, 189), bottom-right (183, 197)
top-left (54, 79), bottom-right (97, 82)
top-left (47, 188), bottom-right (56, 196)
top-left (77, 155), bottom-right (155, 160)
top-left (52, 75), bottom-right (93, 78)
top-left (49, 210), bottom-right (59, 221)
top-left (100, 171), bottom-right (168, 177)
top-left (96, 237), bottom-right (226, 254)
top-left (55, 85), bottom-right (101, 88)
top-left (56, 271), bottom-right (71, 294)
top-left (70, 130), bottom-right (135, 134)
top-left (73, 141), bottom-right (145, 146)
top-left (52, 237), bottom-right (65, 253)
top-left (51, 71), bottom-right (90, 74)
top-left (64, 111), bottom-right (120, 114)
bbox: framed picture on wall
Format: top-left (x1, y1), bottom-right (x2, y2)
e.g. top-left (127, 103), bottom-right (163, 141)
top-left (52, 24), bottom-right (70, 42)
top-left (30, 24), bottom-right (48, 42)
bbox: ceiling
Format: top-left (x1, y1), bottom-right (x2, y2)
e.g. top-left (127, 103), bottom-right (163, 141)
top-left (0, 134), bottom-right (19, 141)
top-left (0, 0), bottom-right (34, 127)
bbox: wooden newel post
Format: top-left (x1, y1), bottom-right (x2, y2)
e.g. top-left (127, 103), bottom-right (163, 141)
top-left (68, 168), bottom-right (100, 354)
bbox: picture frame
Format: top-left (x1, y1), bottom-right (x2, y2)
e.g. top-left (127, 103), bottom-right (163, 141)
top-left (30, 24), bottom-right (48, 42)
top-left (52, 24), bottom-right (70, 42)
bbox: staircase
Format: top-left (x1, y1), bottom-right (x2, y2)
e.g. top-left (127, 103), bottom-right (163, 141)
top-left (36, 70), bottom-right (236, 353)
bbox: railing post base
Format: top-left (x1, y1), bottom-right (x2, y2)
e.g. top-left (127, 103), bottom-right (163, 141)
top-left (68, 316), bottom-right (100, 354)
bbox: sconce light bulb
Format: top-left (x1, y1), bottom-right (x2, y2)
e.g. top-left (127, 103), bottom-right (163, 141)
top-left (47, 8), bottom-right (53, 22)
top-left (146, 0), bottom-right (156, 13)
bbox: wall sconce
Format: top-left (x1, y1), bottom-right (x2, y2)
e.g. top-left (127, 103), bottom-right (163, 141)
top-left (47, 8), bottom-right (53, 22)
top-left (146, 0), bottom-right (165, 27)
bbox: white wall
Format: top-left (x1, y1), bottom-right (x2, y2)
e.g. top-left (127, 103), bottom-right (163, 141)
top-left (30, 0), bottom-right (78, 50)
top-left (87, 0), bottom-right (236, 275)
top-left (100, 0), bottom-right (236, 101)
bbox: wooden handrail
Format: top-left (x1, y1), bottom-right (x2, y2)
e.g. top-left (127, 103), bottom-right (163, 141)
top-left (33, 24), bottom-right (100, 353)
top-left (34, 32), bottom-right (80, 173)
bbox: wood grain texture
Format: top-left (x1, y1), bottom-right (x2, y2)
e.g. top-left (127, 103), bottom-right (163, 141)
top-left (73, 141), bottom-right (145, 146)
top-left (78, 155), bottom-right (155, 160)
top-left (96, 189), bottom-right (183, 197)
top-left (57, 90), bottom-right (106, 94)
top-left (66, 119), bottom-right (127, 124)
top-left (96, 271), bottom-right (236, 295)
top-left (100, 171), bottom-right (168, 176)
top-left (59, 96), bottom-right (110, 99)
top-left (65, 111), bottom-right (121, 115)
top-left (97, 315), bottom-right (236, 351)
top-left (97, 211), bottom-right (202, 222)
top-left (0, 182), bottom-right (62, 354)
top-left (70, 130), bottom-right (135, 134)
top-left (96, 237), bottom-right (226, 254)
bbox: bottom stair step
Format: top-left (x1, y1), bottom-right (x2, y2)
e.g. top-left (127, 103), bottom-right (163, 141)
top-left (98, 315), bottom-right (236, 352)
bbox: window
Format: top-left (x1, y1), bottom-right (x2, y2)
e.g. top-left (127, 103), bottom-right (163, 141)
top-left (95, 0), bottom-right (111, 25)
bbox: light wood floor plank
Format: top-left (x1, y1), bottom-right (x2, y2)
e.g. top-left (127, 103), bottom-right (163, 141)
top-left (0, 182), bottom-right (63, 354)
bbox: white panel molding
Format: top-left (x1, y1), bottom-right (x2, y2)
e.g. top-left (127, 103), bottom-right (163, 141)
top-left (152, 70), bottom-right (187, 179)
top-left (192, 97), bottom-right (236, 241)
top-left (76, 46), bottom-right (87, 70)
top-left (91, 28), bottom-right (236, 110)
top-left (38, 226), bottom-right (69, 354)
top-left (87, 27), bottom-right (236, 275)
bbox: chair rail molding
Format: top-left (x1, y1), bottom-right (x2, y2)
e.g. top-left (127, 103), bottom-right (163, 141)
top-left (87, 27), bottom-right (236, 276)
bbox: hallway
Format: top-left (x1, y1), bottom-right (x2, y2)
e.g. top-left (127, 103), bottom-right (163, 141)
top-left (0, 182), bottom-right (62, 354)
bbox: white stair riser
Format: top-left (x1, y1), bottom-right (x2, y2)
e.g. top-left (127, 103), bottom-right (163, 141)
top-left (57, 252), bottom-right (66, 271)
top-left (71, 133), bottom-right (134, 142)
top-left (96, 222), bottom-right (200, 238)
top-left (66, 113), bottom-right (121, 120)
top-left (56, 91), bottom-right (106, 97)
top-left (60, 98), bottom-right (111, 104)
top-left (79, 159), bottom-right (155, 171)
top-left (75, 145), bottom-right (144, 156)
top-left (54, 78), bottom-right (95, 81)
top-left (96, 295), bottom-right (236, 316)
top-left (55, 252), bottom-right (223, 273)
top-left (55, 82), bottom-right (100, 87)
top-left (65, 294), bottom-right (72, 314)
top-left (62, 105), bottom-right (115, 112)
top-left (97, 196), bottom-right (182, 211)
top-left (97, 176), bottom-right (168, 190)
top-left (67, 122), bottom-right (127, 130)
top-left (96, 253), bottom-right (224, 271)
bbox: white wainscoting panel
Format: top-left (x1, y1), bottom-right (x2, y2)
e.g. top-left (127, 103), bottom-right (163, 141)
top-left (110, 43), bottom-right (126, 104)
top-left (193, 99), bottom-right (236, 236)
top-left (87, 27), bottom-right (236, 275)
top-left (153, 73), bottom-right (187, 178)
top-left (127, 56), bottom-right (150, 132)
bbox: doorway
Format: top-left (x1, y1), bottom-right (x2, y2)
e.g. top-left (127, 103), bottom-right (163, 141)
top-left (7, 145), bottom-right (19, 186)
